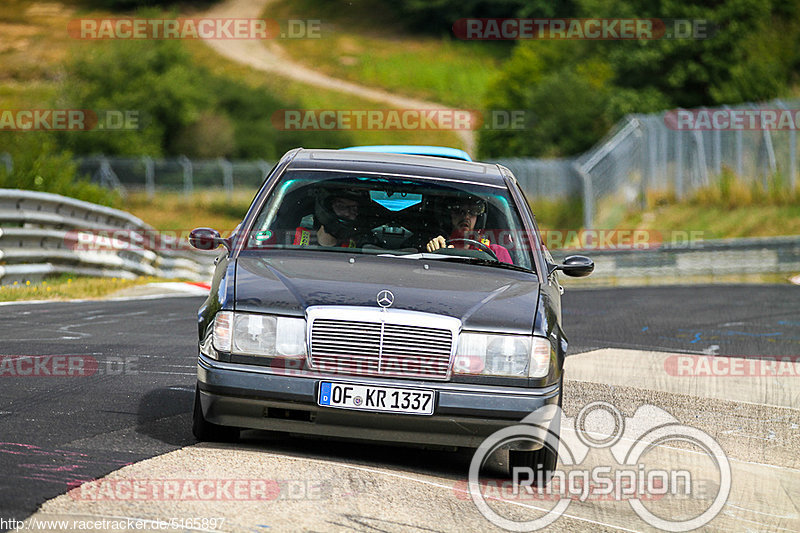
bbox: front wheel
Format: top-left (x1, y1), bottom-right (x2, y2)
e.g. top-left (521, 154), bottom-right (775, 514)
top-left (508, 442), bottom-right (559, 485)
top-left (508, 381), bottom-right (563, 484)
top-left (192, 386), bottom-right (239, 442)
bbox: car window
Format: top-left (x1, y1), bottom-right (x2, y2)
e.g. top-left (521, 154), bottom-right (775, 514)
top-left (244, 170), bottom-right (536, 271)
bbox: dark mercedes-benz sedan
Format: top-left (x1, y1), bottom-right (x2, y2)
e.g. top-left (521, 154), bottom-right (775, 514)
top-left (189, 148), bottom-right (593, 474)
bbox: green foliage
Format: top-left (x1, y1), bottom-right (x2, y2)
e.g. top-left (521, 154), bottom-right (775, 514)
top-left (61, 38), bottom-right (212, 156)
top-left (204, 76), bottom-right (348, 159)
top-left (0, 133), bottom-right (120, 207)
top-left (531, 196), bottom-right (584, 232)
top-left (78, 0), bottom-right (218, 10)
top-left (380, 0), bottom-right (577, 35)
top-left (688, 167), bottom-right (800, 208)
top-left (479, 0), bottom-right (800, 158)
top-left (60, 33), bottom-right (351, 159)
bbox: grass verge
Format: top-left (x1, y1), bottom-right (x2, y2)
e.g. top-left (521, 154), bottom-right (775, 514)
top-left (265, 0), bottom-right (509, 109)
top-left (185, 39), bottom-right (467, 149)
top-left (617, 171), bottom-right (800, 239)
top-left (0, 274), bottom-right (166, 302)
top-left (125, 188), bottom-right (254, 232)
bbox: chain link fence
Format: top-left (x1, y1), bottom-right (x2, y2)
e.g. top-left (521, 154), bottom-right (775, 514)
top-left (71, 156), bottom-right (276, 199)
top-left (2, 99), bottom-right (798, 224)
top-left (71, 155), bottom-right (583, 201)
top-left (575, 98), bottom-right (800, 227)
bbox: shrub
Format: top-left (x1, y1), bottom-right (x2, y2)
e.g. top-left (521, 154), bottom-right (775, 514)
top-left (0, 133), bottom-right (120, 207)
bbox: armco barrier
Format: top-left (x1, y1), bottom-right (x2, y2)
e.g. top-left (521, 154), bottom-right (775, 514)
top-left (551, 235), bottom-right (800, 280)
top-left (0, 189), bottom-right (216, 285)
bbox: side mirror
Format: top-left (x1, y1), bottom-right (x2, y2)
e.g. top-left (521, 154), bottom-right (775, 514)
top-left (189, 227), bottom-right (230, 251)
top-left (552, 255), bottom-right (594, 277)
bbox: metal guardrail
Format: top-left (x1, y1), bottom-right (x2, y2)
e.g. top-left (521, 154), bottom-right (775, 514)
top-left (1, 189), bottom-right (797, 286)
top-left (551, 235), bottom-right (800, 280)
top-left (0, 189), bottom-right (216, 285)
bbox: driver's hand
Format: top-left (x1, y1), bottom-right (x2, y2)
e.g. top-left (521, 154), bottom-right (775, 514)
top-left (426, 236), bottom-right (453, 252)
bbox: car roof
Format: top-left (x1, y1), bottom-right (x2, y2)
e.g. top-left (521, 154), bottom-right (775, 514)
top-left (286, 149), bottom-right (508, 187)
top-left (339, 145), bottom-right (472, 161)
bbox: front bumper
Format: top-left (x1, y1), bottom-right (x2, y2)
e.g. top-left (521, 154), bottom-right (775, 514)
top-left (197, 354), bottom-right (561, 450)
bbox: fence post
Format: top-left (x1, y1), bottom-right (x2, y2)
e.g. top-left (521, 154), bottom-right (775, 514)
top-left (573, 162), bottom-right (593, 229)
top-left (143, 156), bottom-right (155, 200)
top-left (735, 127), bottom-right (743, 178)
top-left (94, 156), bottom-right (126, 196)
top-left (219, 158), bottom-right (233, 200)
top-left (752, 103), bottom-right (776, 187)
top-left (659, 117), bottom-right (668, 187)
top-left (714, 106), bottom-right (724, 176)
top-left (693, 128), bottom-right (709, 189)
top-left (1, 153), bottom-right (12, 175)
top-left (777, 100), bottom-right (796, 190)
top-left (763, 129), bottom-right (777, 181)
top-left (257, 160), bottom-right (271, 183)
top-left (644, 118), bottom-right (653, 209)
top-left (675, 127), bottom-right (684, 200)
top-left (179, 155), bottom-right (193, 197)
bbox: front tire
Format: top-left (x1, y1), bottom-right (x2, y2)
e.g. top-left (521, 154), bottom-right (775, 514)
top-left (508, 441), bottom-right (559, 485)
top-left (192, 386), bottom-right (239, 442)
top-left (508, 379), bottom-right (563, 484)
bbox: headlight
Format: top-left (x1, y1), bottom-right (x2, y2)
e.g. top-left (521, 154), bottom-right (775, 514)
top-left (454, 333), bottom-right (551, 378)
top-left (212, 312), bottom-right (306, 358)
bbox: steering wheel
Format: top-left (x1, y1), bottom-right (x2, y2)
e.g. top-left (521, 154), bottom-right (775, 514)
top-left (446, 238), bottom-right (498, 261)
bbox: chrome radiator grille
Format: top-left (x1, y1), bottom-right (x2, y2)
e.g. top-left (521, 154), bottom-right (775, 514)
top-left (308, 311), bottom-right (457, 380)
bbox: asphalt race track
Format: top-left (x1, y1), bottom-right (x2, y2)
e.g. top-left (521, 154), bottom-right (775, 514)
top-left (0, 297), bottom-right (200, 527)
top-left (1, 285), bottom-right (798, 532)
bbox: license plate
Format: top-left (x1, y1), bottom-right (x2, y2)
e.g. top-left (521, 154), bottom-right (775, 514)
top-left (318, 382), bottom-right (434, 415)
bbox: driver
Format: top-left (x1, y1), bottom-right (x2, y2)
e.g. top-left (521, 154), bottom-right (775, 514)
top-left (294, 189), bottom-right (367, 248)
top-left (425, 195), bottom-right (513, 264)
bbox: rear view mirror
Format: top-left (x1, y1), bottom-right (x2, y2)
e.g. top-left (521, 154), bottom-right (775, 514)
top-left (189, 227), bottom-right (230, 251)
top-left (553, 255), bottom-right (594, 277)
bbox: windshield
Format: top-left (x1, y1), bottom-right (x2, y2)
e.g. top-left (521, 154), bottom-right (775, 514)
top-left (244, 170), bottom-right (536, 271)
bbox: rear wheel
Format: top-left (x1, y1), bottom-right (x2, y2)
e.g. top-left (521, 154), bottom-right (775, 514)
top-left (192, 386), bottom-right (239, 442)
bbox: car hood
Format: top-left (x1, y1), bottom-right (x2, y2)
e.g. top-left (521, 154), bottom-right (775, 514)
top-left (234, 252), bottom-right (539, 333)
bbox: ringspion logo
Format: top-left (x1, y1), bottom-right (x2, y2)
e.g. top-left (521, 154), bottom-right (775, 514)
top-left (468, 402), bottom-right (730, 531)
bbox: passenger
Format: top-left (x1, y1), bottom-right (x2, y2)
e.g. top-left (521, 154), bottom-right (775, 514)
top-left (425, 196), bottom-right (513, 264)
top-left (294, 189), bottom-right (367, 248)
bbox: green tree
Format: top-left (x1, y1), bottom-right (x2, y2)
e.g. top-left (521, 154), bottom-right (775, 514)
top-left (61, 38), bottom-right (213, 156)
top-left (0, 133), bottom-right (119, 206)
top-left (479, 0), bottom-right (800, 157)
